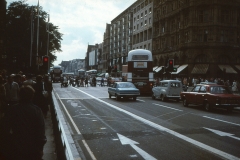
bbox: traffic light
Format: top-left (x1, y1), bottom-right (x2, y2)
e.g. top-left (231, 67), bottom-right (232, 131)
top-left (42, 56), bottom-right (49, 73)
top-left (168, 59), bottom-right (174, 70)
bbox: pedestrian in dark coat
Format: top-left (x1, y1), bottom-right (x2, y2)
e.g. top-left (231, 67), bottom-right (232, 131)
top-left (33, 75), bottom-right (48, 117)
top-left (0, 85), bottom-right (46, 160)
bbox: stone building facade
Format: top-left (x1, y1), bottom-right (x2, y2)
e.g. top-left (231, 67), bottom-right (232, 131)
top-left (152, 0), bottom-right (240, 81)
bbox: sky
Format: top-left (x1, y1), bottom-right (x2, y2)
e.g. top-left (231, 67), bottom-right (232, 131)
top-left (6, 0), bottom-right (137, 65)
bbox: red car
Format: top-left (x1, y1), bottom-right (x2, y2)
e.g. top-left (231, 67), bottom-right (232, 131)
top-left (180, 84), bottom-right (240, 112)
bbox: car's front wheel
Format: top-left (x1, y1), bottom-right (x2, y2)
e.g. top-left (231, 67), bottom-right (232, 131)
top-left (116, 95), bottom-right (121, 101)
top-left (161, 95), bottom-right (166, 102)
top-left (133, 96), bottom-right (136, 101)
top-left (152, 92), bottom-right (155, 100)
top-left (183, 99), bottom-right (188, 107)
top-left (204, 103), bottom-right (212, 111)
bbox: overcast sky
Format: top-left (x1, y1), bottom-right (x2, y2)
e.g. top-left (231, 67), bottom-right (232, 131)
top-left (6, 0), bottom-right (137, 65)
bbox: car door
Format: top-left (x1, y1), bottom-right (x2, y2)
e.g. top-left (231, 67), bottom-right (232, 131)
top-left (109, 83), bottom-right (117, 95)
top-left (196, 86), bottom-right (207, 105)
top-left (153, 82), bottom-right (161, 97)
top-left (188, 85), bottom-right (201, 104)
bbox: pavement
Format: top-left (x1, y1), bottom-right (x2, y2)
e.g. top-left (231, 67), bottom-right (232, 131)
top-left (42, 107), bottom-right (57, 160)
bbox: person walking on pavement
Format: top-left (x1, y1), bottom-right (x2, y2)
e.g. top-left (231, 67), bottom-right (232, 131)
top-left (23, 74), bottom-right (36, 87)
top-left (0, 75), bottom-right (6, 119)
top-left (0, 85), bottom-right (46, 160)
top-left (101, 77), bottom-right (104, 87)
top-left (33, 75), bottom-right (49, 118)
top-left (4, 75), bottom-right (19, 107)
top-left (44, 75), bottom-right (53, 107)
top-left (85, 77), bottom-right (89, 87)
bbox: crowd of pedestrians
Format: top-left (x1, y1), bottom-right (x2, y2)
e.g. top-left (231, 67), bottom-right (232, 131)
top-left (0, 69), bottom-right (52, 160)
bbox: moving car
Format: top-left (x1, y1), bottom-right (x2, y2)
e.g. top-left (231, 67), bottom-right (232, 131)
top-left (108, 82), bottom-right (140, 101)
top-left (152, 80), bottom-right (183, 101)
top-left (180, 84), bottom-right (240, 112)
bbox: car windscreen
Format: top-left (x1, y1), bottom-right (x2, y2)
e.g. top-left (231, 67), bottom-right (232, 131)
top-left (210, 86), bottom-right (232, 94)
top-left (118, 83), bottom-right (135, 88)
top-left (170, 82), bottom-right (181, 88)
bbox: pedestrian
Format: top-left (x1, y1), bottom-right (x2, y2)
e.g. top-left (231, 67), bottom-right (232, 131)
top-left (0, 75), bottom-right (6, 119)
top-left (101, 77), bottom-right (104, 87)
top-left (44, 75), bottom-right (53, 107)
top-left (232, 80), bottom-right (238, 93)
top-left (85, 77), bottom-right (89, 87)
top-left (4, 75), bottom-right (19, 107)
top-left (33, 75), bottom-right (49, 118)
top-left (0, 85), bottom-right (47, 160)
top-left (23, 74), bottom-right (36, 87)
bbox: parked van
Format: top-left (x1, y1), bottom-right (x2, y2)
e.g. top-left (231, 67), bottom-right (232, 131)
top-left (152, 80), bottom-right (183, 101)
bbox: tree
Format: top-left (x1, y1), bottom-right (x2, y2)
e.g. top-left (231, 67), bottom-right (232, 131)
top-left (5, 1), bottom-right (63, 73)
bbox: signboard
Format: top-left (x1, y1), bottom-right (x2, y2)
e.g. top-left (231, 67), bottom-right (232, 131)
top-left (134, 62), bottom-right (147, 68)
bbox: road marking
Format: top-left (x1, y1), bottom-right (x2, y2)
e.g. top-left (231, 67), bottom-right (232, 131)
top-left (55, 93), bottom-right (97, 160)
top-left (203, 116), bottom-right (240, 126)
top-left (72, 87), bottom-right (239, 160)
top-left (117, 133), bottom-right (157, 160)
top-left (204, 128), bottom-right (240, 141)
top-left (153, 103), bottom-right (183, 111)
top-left (137, 99), bottom-right (145, 102)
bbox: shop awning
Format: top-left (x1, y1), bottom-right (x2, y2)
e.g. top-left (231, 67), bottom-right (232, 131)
top-left (153, 66), bottom-right (158, 71)
top-left (218, 65), bottom-right (237, 74)
top-left (235, 65), bottom-right (240, 71)
top-left (155, 66), bottom-right (163, 73)
top-left (171, 64), bottom-right (188, 74)
top-left (191, 64), bottom-right (209, 74)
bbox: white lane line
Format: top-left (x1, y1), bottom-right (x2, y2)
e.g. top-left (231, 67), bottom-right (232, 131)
top-left (72, 87), bottom-right (239, 160)
top-left (82, 140), bottom-right (97, 160)
top-left (55, 93), bottom-right (97, 160)
top-left (153, 103), bottom-right (183, 111)
top-left (137, 99), bottom-right (145, 102)
top-left (203, 116), bottom-right (240, 126)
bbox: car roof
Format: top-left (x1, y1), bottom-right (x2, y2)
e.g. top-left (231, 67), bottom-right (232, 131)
top-left (160, 80), bottom-right (181, 82)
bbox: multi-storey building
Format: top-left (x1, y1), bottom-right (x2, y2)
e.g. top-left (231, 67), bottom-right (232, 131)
top-left (102, 23), bottom-right (111, 73)
top-left (132, 0), bottom-right (153, 51)
top-left (0, 0), bottom-right (6, 70)
top-left (109, 3), bottom-right (135, 71)
top-left (152, 0), bottom-right (240, 81)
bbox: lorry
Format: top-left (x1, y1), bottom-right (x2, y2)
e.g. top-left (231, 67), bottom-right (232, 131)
top-left (50, 66), bottom-right (62, 83)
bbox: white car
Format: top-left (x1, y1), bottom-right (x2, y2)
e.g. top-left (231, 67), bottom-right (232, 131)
top-left (152, 80), bottom-right (183, 101)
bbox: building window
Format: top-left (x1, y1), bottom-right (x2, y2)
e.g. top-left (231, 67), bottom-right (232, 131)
top-left (149, 17), bottom-right (152, 24)
top-left (218, 55), bottom-right (229, 64)
top-left (221, 10), bottom-right (230, 23)
top-left (141, 22), bottom-right (143, 27)
top-left (137, 15), bottom-right (139, 20)
top-left (145, 20), bottom-right (147, 25)
top-left (145, 10), bottom-right (147, 16)
top-left (141, 13), bottom-right (143, 18)
top-left (195, 54), bottom-right (208, 63)
top-left (149, 7), bottom-right (152, 14)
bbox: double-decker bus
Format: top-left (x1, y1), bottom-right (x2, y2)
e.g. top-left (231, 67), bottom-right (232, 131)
top-left (78, 69), bottom-right (86, 78)
top-left (126, 49), bottom-right (154, 94)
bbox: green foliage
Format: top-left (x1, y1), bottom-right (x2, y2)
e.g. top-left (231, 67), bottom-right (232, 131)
top-left (5, 0), bottom-right (63, 73)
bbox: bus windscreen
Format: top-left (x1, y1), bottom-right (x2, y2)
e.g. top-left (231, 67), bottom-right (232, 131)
top-left (132, 55), bottom-right (148, 60)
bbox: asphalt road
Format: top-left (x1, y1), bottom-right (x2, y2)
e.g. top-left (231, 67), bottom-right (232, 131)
top-left (53, 83), bottom-right (240, 160)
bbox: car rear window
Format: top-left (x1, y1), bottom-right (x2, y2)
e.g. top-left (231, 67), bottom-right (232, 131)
top-left (170, 83), bottom-right (181, 88)
top-left (118, 83), bottom-right (135, 88)
top-left (210, 86), bottom-right (231, 94)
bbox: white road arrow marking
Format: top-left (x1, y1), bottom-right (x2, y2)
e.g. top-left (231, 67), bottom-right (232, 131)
top-left (117, 133), bottom-right (157, 160)
top-left (203, 127), bottom-right (240, 141)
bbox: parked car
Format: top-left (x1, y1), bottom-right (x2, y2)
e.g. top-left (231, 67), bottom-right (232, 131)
top-left (152, 80), bottom-right (183, 101)
top-left (180, 84), bottom-right (240, 112)
top-left (108, 82), bottom-right (140, 101)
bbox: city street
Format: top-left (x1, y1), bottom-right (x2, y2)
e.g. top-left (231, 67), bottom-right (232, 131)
top-left (53, 83), bottom-right (240, 160)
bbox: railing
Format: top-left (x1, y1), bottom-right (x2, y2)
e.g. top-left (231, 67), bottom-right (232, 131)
top-left (50, 92), bottom-right (81, 160)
